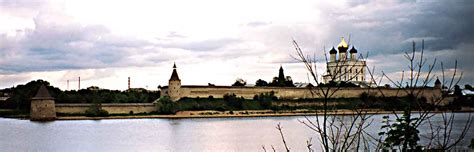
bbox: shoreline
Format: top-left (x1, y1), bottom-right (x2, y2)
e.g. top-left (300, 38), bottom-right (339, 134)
top-left (3, 109), bottom-right (473, 121)
top-left (55, 109), bottom-right (474, 120)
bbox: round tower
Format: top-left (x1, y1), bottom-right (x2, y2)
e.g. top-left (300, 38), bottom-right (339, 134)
top-left (337, 37), bottom-right (348, 61)
top-left (30, 84), bottom-right (56, 121)
top-left (168, 63), bottom-right (181, 102)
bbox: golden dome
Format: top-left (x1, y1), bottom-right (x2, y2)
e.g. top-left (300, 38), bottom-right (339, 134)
top-left (337, 37), bottom-right (348, 48)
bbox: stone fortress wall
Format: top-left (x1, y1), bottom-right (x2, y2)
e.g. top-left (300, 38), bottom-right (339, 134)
top-left (53, 86), bottom-right (442, 115)
top-left (175, 86), bottom-right (442, 103)
top-left (55, 103), bottom-right (155, 114)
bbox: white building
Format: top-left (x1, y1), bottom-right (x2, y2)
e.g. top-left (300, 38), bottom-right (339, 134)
top-left (322, 37), bottom-right (367, 84)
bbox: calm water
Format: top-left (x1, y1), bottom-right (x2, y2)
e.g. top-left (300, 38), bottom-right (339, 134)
top-left (0, 113), bottom-right (473, 151)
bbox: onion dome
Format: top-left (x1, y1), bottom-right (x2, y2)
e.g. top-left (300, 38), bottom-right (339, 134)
top-left (329, 47), bottom-right (337, 54)
top-left (350, 46), bottom-right (358, 53)
top-left (337, 37), bottom-right (348, 48)
top-left (337, 37), bottom-right (348, 53)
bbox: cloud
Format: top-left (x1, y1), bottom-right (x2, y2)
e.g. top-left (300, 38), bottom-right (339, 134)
top-left (245, 21), bottom-right (272, 27)
top-left (0, 7), bottom-right (159, 74)
top-left (155, 38), bottom-right (240, 51)
top-left (0, 0), bottom-right (473, 90)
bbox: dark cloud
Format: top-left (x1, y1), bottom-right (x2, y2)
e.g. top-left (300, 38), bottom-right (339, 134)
top-left (0, 15), bottom-right (154, 74)
top-left (334, 1), bottom-right (473, 55)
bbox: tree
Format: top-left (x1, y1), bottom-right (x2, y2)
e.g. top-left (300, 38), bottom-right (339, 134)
top-left (254, 91), bottom-right (277, 109)
top-left (232, 78), bottom-right (247, 86)
top-left (369, 41), bottom-right (472, 151)
top-left (6, 80), bottom-right (61, 111)
top-left (465, 84), bottom-right (473, 91)
top-left (266, 40), bottom-right (374, 151)
top-left (454, 85), bottom-right (463, 97)
top-left (255, 79), bottom-right (268, 87)
top-left (223, 93), bottom-right (243, 109)
top-left (269, 77), bottom-right (279, 86)
top-left (85, 100), bottom-right (109, 117)
top-left (154, 96), bottom-right (177, 114)
top-left (269, 39), bottom-right (471, 151)
top-left (285, 76), bottom-right (295, 87)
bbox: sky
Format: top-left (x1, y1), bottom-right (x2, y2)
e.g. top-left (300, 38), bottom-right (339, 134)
top-left (0, 0), bottom-right (473, 90)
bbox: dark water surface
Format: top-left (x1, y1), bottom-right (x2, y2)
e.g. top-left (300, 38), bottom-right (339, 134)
top-left (1, 113), bottom-right (473, 151)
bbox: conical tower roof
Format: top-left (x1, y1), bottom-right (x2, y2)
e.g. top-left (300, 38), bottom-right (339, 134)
top-left (169, 63), bottom-right (180, 81)
top-left (32, 84), bottom-right (54, 100)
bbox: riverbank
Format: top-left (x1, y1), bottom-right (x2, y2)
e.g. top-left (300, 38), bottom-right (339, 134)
top-left (55, 110), bottom-right (383, 120)
top-left (54, 109), bottom-right (474, 120)
top-left (3, 108), bottom-right (473, 120)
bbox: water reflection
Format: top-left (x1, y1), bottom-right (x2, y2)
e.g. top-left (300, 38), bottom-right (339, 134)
top-left (0, 113), bottom-right (472, 151)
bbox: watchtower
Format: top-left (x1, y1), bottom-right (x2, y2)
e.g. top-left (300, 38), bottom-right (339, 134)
top-left (168, 63), bottom-right (181, 102)
top-left (30, 84), bottom-right (56, 121)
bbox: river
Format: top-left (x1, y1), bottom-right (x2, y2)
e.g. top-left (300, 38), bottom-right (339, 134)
top-left (0, 113), bottom-right (473, 151)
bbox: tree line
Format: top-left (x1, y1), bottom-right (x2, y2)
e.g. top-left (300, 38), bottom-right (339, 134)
top-left (0, 80), bottom-right (160, 111)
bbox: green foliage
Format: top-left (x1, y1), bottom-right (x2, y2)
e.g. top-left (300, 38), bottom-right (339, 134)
top-left (0, 109), bottom-right (28, 117)
top-left (454, 85), bottom-right (463, 97)
top-left (154, 96), bottom-right (177, 114)
top-left (178, 97), bottom-right (226, 111)
top-left (232, 78), bottom-right (246, 86)
top-left (356, 94), bottom-right (435, 111)
top-left (1, 80), bottom-right (160, 109)
top-left (223, 93), bottom-right (244, 110)
top-left (267, 77), bottom-right (295, 87)
top-left (465, 84), bottom-right (473, 91)
top-left (254, 91), bottom-right (278, 109)
top-left (85, 101), bottom-right (109, 117)
top-left (5, 80), bottom-right (61, 111)
top-left (448, 95), bottom-right (474, 109)
top-left (284, 76), bottom-right (295, 87)
top-left (379, 111), bottom-right (421, 151)
top-left (255, 79), bottom-right (268, 87)
top-left (269, 77), bottom-right (279, 86)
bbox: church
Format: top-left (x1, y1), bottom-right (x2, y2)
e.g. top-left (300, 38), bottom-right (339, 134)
top-left (322, 37), bottom-right (367, 85)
